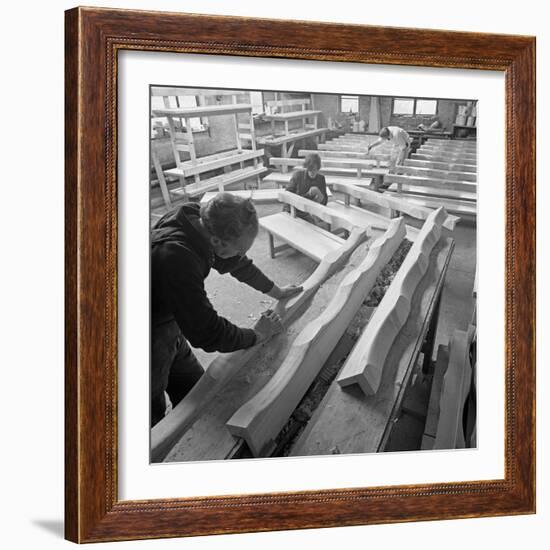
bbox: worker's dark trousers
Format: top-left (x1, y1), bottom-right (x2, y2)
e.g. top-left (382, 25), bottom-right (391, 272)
top-left (151, 320), bottom-right (204, 427)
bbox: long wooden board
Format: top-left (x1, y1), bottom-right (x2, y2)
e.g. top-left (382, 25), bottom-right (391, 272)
top-left (150, 226), bottom-right (368, 461)
top-left (384, 174), bottom-right (477, 194)
top-left (404, 158), bottom-right (477, 174)
top-left (163, 239), bottom-right (373, 462)
top-left (226, 219), bottom-right (407, 456)
top-left (291, 236), bottom-right (455, 456)
top-left (395, 165), bottom-right (477, 182)
top-left (433, 328), bottom-right (474, 450)
top-left (331, 181), bottom-right (459, 230)
top-left (336, 207), bottom-right (446, 395)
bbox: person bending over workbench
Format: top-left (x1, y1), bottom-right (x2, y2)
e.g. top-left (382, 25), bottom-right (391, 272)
top-left (367, 126), bottom-right (411, 169)
top-left (151, 193), bottom-right (302, 427)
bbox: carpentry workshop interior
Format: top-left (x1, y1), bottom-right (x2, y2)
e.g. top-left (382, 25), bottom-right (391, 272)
top-left (150, 86), bottom-right (477, 463)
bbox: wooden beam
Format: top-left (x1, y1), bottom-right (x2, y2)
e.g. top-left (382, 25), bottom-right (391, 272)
top-left (433, 328), bottom-right (474, 450)
top-left (331, 181), bottom-right (460, 230)
top-left (277, 190), bottom-right (359, 233)
top-left (395, 165), bottom-right (477, 182)
top-left (404, 158), bottom-right (477, 174)
top-left (336, 207), bottom-right (446, 395)
top-left (153, 104), bottom-right (253, 118)
top-left (150, 226), bottom-right (369, 462)
top-left (227, 218), bottom-right (407, 456)
top-left (384, 174), bottom-right (477, 194)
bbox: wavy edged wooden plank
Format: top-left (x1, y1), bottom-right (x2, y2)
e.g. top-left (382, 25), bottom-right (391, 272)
top-left (226, 218), bottom-right (407, 457)
top-left (336, 207), bottom-right (447, 395)
top-left (433, 326), bottom-right (475, 450)
top-left (150, 226), bottom-right (368, 462)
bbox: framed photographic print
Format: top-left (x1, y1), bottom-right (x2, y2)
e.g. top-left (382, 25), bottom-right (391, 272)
top-left (65, 6), bottom-right (536, 543)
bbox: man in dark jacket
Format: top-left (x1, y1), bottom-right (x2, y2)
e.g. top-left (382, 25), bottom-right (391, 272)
top-left (151, 195), bottom-right (301, 426)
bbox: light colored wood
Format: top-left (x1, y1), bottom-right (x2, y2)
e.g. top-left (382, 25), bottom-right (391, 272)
top-left (256, 127), bottom-right (327, 146)
top-left (266, 98), bottom-right (310, 109)
top-left (331, 181), bottom-right (460, 230)
top-left (299, 149), bottom-right (372, 160)
top-left (262, 171), bottom-right (372, 188)
top-left (433, 328), bottom-right (474, 449)
top-left (386, 185), bottom-right (477, 203)
top-left (290, 237), bottom-right (455, 456)
top-left (412, 153), bottom-right (476, 165)
top-left (151, 149), bottom-right (172, 208)
top-left (168, 165), bottom-right (267, 197)
top-left (200, 189), bottom-right (282, 205)
top-left (278, 190), bottom-right (359, 233)
top-left (384, 191), bottom-right (477, 217)
top-left (264, 110), bottom-right (321, 121)
top-left (327, 201), bottom-right (420, 241)
top-left (421, 344), bottom-right (450, 450)
top-left (260, 214), bottom-right (344, 261)
top-left (166, 149), bottom-right (264, 178)
top-left (385, 174), bottom-right (477, 194)
top-left (395, 165), bottom-right (477, 182)
top-left (151, 227), bottom-right (368, 462)
top-left (336, 207), bottom-right (446, 395)
top-left (227, 219), bottom-right (407, 456)
top-left (404, 158), bottom-right (477, 174)
top-left (270, 156), bottom-right (389, 175)
top-left (152, 104), bottom-right (253, 118)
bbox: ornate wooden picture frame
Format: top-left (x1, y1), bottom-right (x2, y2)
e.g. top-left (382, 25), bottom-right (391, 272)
top-left (65, 6), bottom-right (535, 543)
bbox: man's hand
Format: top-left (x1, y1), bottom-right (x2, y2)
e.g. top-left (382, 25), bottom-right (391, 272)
top-left (253, 309), bottom-right (283, 344)
top-left (367, 144), bottom-right (372, 154)
top-left (267, 284), bottom-right (303, 300)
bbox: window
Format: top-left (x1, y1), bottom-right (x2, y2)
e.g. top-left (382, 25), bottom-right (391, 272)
top-left (249, 91), bottom-right (264, 115)
top-left (392, 98), bottom-right (438, 116)
top-left (392, 98), bottom-right (415, 115)
top-left (340, 95), bottom-right (359, 114)
top-left (415, 99), bottom-right (438, 115)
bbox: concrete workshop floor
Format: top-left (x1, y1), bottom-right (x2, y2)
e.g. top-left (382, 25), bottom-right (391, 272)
top-left (151, 186), bottom-right (477, 453)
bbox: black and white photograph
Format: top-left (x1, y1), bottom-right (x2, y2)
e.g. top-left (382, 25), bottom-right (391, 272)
top-left (149, 86), bottom-right (478, 463)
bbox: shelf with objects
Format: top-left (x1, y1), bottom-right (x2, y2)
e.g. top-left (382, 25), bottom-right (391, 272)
top-left (151, 87), bottom-right (267, 206)
top-left (254, 94), bottom-right (329, 166)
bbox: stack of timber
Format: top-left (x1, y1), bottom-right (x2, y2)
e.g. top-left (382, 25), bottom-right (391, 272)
top-left (259, 191), bottom-right (361, 261)
top-left (336, 207), bottom-right (447, 394)
top-left (151, 225), bottom-right (370, 462)
top-left (421, 325), bottom-right (476, 450)
top-left (151, 88), bottom-right (266, 198)
top-left (226, 219), bottom-right (408, 456)
top-left (384, 138), bottom-right (477, 219)
top-left (256, 96), bottom-right (328, 159)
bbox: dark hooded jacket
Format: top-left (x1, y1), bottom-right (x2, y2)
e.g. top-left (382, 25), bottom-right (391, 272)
top-left (151, 203), bottom-right (274, 352)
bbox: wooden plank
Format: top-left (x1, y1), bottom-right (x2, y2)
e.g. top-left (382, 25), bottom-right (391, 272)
top-left (331, 181), bottom-right (460, 231)
top-left (266, 98), bottom-right (310, 109)
top-left (263, 172), bottom-right (372, 188)
top-left (412, 153), bottom-right (476, 165)
top-left (151, 227), bottom-right (368, 462)
top-left (256, 127), bottom-right (327, 146)
top-left (260, 213), bottom-right (344, 262)
top-left (386, 184), bottom-right (477, 203)
top-left (336, 207), bottom-right (446, 394)
top-left (395, 165), bottom-right (477, 182)
top-left (152, 103), bottom-right (253, 118)
top-left (404, 158), bottom-right (477, 174)
top-left (298, 149), bottom-right (372, 160)
top-left (200, 189), bottom-right (281, 205)
top-left (227, 219), bottom-right (407, 456)
top-left (270, 157), bottom-right (389, 174)
top-left (173, 165), bottom-right (267, 197)
top-left (384, 192), bottom-right (477, 217)
top-left (264, 110), bottom-right (322, 121)
top-left (385, 174), bottom-right (477, 194)
top-left (291, 236), bottom-right (455, 457)
top-left (277, 190), bottom-right (359, 233)
top-left (167, 149), bottom-right (265, 178)
top-left (433, 328), bottom-right (474, 450)
top-left (422, 344), bottom-right (450, 448)
top-left (327, 201), bottom-right (420, 241)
